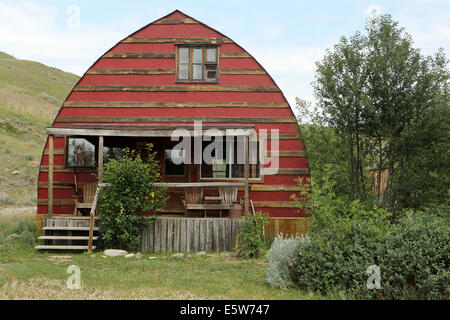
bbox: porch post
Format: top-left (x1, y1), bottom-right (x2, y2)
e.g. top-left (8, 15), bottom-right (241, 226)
top-left (98, 136), bottom-right (104, 182)
top-left (47, 135), bottom-right (54, 218)
top-left (244, 135), bottom-right (249, 215)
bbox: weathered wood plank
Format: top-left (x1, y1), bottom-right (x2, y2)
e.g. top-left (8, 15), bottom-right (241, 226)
top-left (267, 151), bottom-right (307, 157)
top-left (220, 52), bottom-right (251, 58)
top-left (275, 168), bottom-right (310, 175)
top-left (174, 219), bottom-right (178, 252)
top-left (103, 52), bottom-right (175, 59)
top-left (122, 37), bottom-right (233, 44)
top-left (154, 219), bottom-right (161, 253)
top-left (86, 69), bottom-right (175, 75)
top-left (219, 218), bottom-right (225, 251)
top-left (73, 85), bottom-right (280, 92)
top-left (48, 135), bottom-right (54, 217)
top-left (55, 116), bottom-right (296, 124)
top-left (148, 222), bottom-right (154, 252)
top-left (154, 17), bottom-right (199, 24)
top-left (220, 69), bottom-right (266, 75)
top-left (43, 149), bottom-right (65, 155)
top-left (225, 219), bottom-right (232, 251)
top-left (160, 219), bottom-right (167, 252)
top-left (252, 201), bottom-right (297, 208)
top-left (180, 218), bottom-right (186, 252)
top-left (212, 219), bottom-right (219, 252)
top-left (190, 219), bottom-right (197, 252)
top-left (102, 52), bottom-right (250, 59)
top-left (63, 101), bottom-right (289, 108)
top-left (186, 219), bottom-right (193, 252)
top-left (167, 219), bottom-right (173, 252)
top-left (205, 219), bottom-right (212, 252)
top-left (200, 219), bottom-right (207, 252)
top-left (86, 68), bottom-right (267, 75)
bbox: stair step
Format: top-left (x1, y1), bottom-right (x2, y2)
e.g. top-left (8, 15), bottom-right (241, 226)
top-left (43, 227), bottom-right (99, 231)
top-left (35, 245), bottom-right (96, 250)
top-left (38, 236), bottom-right (98, 240)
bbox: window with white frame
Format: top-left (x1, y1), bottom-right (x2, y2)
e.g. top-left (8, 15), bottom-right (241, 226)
top-left (201, 137), bottom-right (260, 179)
top-left (176, 46), bottom-right (218, 82)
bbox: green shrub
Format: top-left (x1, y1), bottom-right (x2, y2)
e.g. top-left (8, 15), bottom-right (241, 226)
top-left (292, 211), bottom-right (449, 299)
top-left (375, 213), bottom-right (449, 299)
top-left (266, 234), bottom-right (304, 289)
top-left (98, 145), bottom-right (167, 251)
top-left (236, 211), bottom-right (269, 259)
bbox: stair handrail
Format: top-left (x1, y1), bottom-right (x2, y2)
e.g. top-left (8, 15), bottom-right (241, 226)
top-left (88, 183), bottom-right (109, 252)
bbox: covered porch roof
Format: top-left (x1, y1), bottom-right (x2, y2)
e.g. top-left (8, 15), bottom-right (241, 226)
top-left (46, 124), bottom-right (255, 137)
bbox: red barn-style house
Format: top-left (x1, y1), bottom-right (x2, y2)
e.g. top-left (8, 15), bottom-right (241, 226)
top-left (36, 10), bottom-right (310, 251)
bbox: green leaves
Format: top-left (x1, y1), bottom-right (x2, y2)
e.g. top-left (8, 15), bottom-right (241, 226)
top-left (98, 144), bottom-right (166, 251)
top-left (236, 212), bottom-right (269, 259)
top-left (300, 13), bottom-right (449, 214)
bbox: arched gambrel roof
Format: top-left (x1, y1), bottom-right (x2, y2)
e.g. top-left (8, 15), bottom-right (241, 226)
top-left (39, 10), bottom-right (309, 218)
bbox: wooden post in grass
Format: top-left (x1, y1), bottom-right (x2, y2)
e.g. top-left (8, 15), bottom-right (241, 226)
top-left (244, 135), bottom-right (249, 215)
top-left (98, 136), bottom-right (104, 183)
top-left (47, 135), bottom-right (54, 218)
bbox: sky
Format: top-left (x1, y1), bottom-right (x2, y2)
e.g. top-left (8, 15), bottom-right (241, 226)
top-left (0, 0), bottom-right (449, 108)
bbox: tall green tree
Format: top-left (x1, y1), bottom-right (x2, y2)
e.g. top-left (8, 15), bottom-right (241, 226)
top-left (299, 14), bottom-right (449, 214)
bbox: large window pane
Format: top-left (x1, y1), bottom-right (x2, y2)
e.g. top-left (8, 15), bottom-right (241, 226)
top-left (67, 137), bottom-right (96, 167)
top-left (179, 47), bottom-right (189, 63)
top-left (179, 64), bottom-right (188, 80)
top-left (192, 64), bottom-right (202, 80)
top-left (206, 48), bottom-right (217, 63)
top-left (193, 48), bottom-right (202, 63)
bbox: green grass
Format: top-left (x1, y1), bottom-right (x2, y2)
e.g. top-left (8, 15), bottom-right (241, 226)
top-left (0, 51), bottom-right (79, 118)
top-left (0, 51), bottom-right (79, 207)
top-left (0, 105), bottom-right (51, 206)
top-left (0, 212), bottom-right (320, 300)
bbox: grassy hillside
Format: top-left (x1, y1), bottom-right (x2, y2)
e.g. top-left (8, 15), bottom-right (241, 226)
top-left (0, 51), bottom-right (79, 118)
top-left (0, 52), bottom-right (79, 206)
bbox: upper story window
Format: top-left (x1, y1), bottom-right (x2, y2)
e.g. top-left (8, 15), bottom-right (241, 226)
top-left (176, 46), bottom-right (218, 82)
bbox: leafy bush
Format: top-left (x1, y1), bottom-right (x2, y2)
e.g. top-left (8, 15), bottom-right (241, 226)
top-left (98, 145), bottom-right (167, 251)
top-left (292, 211), bottom-right (449, 299)
top-left (236, 211), bottom-right (269, 259)
top-left (293, 219), bottom-right (387, 298)
top-left (291, 171), bottom-right (390, 234)
top-left (266, 234), bottom-right (305, 289)
top-left (375, 213), bottom-right (449, 299)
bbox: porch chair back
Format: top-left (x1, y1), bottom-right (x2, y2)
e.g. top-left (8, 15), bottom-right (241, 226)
top-left (83, 183), bottom-right (97, 204)
top-left (184, 187), bottom-right (203, 204)
top-left (219, 187), bottom-right (238, 204)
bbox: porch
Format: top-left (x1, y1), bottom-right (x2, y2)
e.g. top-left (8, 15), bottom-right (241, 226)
top-left (38, 124), bottom-right (255, 251)
top-left (45, 124), bottom-right (256, 218)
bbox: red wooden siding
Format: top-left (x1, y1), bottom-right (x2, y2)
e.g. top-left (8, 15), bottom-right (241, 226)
top-left (37, 10), bottom-right (309, 218)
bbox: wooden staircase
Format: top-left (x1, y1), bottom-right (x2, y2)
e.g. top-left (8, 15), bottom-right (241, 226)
top-left (35, 218), bottom-right (99, 251)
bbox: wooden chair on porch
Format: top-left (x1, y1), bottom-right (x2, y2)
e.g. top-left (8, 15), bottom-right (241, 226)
top-left (182, 186), bottom-right (237, 218)
top-left (182, 187), bottom-right (204, 217)
top-left (73, 183), bottom-right (97, 216)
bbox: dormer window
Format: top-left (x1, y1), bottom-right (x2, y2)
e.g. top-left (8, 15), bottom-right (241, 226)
top-left (176, 46), bottom-right (218, 82)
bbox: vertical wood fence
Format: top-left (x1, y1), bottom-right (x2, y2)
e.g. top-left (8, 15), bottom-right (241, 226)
top-left (264, 218), bottom-right (310, 240)
top-left (140, 217), bottom-right (242, 253)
